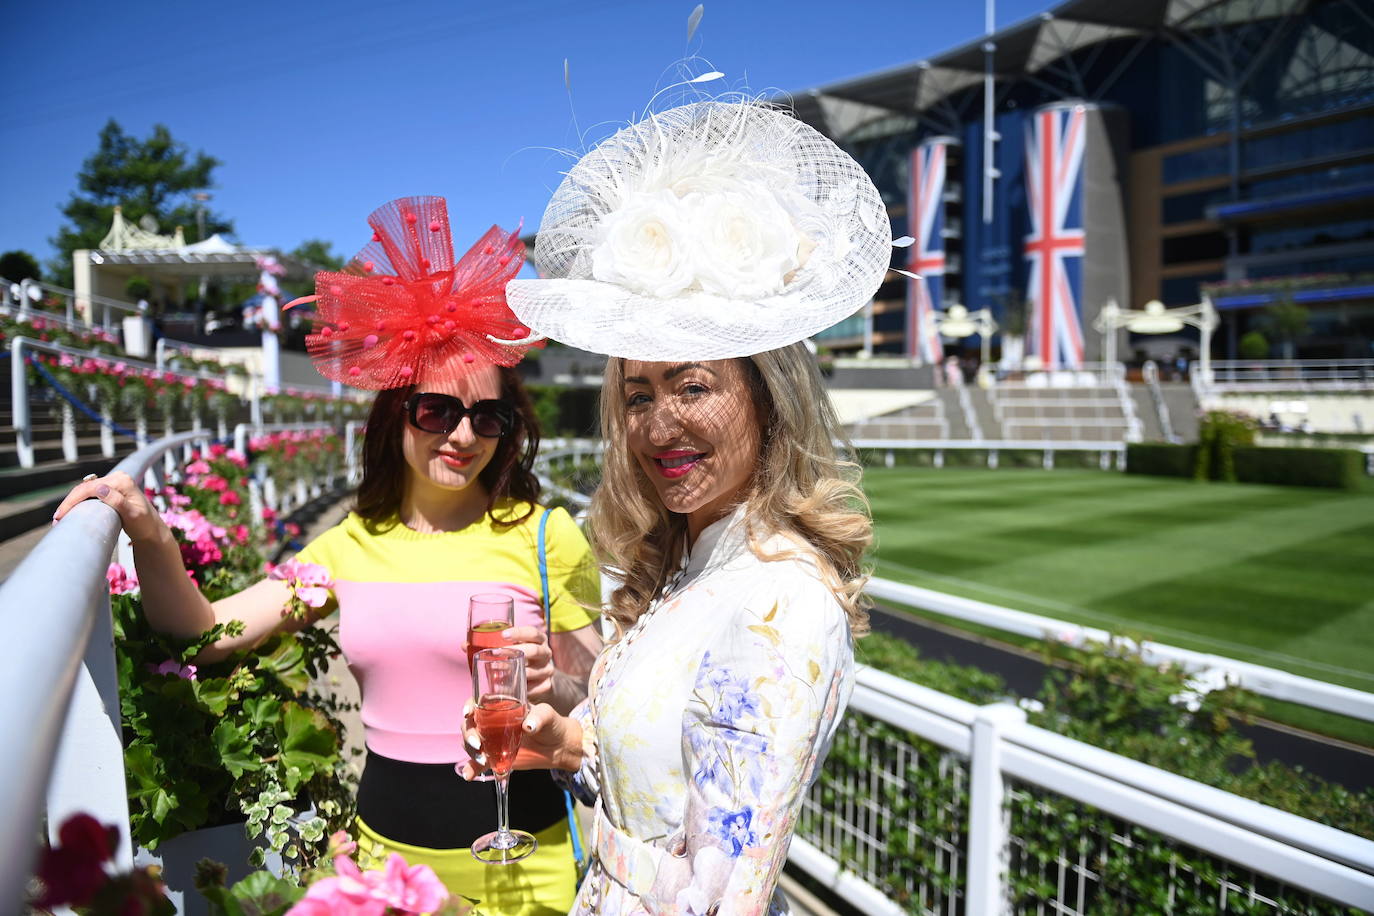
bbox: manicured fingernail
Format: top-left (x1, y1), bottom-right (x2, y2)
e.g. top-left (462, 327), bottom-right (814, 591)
top-left (96, 485), bottom-right (110, 498)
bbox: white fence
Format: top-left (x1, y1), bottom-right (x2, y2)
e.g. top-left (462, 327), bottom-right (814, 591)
top-left (794, 668), bottom-right (1374, 914)
top-left (1207, 359), bottom-right (1374, 392)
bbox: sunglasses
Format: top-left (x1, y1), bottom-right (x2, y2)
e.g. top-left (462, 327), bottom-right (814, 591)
top-left (405, 393), bottom-right (515, 438)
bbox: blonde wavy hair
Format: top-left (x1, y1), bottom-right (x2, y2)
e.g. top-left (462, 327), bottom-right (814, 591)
top-left (588, 342), bottom-right (872, 637)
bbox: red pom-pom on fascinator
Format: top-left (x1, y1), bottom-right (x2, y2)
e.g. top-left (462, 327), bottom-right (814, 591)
top-left (285, 196), bottom-right (542, 390)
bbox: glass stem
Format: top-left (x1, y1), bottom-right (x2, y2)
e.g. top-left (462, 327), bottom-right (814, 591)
top-left (495, 773), bottom-right (512, 839)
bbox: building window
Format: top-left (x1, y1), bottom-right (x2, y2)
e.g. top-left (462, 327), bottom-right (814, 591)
top-left (1162, 232), bottom-right (1229, 265)
top-left (1243, 111), bottom-right (1374, 173)
top-left (1162, 187), bottom-right (1232, 223)
top-left (1162, 274), bottom-right (1222, 305)
top-left (1248, 215), bottom-right (1374, 253)
top-left (1162, 145), bottom-right (1230, 184)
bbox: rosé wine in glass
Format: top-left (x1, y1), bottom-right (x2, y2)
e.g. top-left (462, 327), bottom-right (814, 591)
top-left (470, 647), bottom-right (537, 864)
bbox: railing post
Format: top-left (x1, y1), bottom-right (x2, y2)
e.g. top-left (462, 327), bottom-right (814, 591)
top-left (988, 448), bottom-right (999, 469)
top-left (61, 403), bottom-right (79, 462)
top-left (1043, 447), bottom-right (1054, 470)
top-left (966, 702), bottom-right (1025, 916)
top-left (11, 337), bottom-right (36, 469)
top-left (100, 404), bottom-right (116, 458)
top-left (46, 591), bottom-right (134, 869)
top-left (934, 448), bottom-right (944, 468)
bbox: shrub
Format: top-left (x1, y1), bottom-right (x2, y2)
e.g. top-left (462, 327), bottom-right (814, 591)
top-left (1233, 445), bottom-right (1363, 489)
top-left (1125, 443), bottom-right (1196, 478)
top-left (1239, 330), bottom-right (1270, 359)
top-left (1195, 409), bottom-right (1258, 481)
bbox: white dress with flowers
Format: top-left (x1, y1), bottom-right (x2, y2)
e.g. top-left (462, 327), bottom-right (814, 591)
top-left (561, 509), bottom-right (854, 916)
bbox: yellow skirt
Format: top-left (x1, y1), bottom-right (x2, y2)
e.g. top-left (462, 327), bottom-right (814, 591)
top-left (354, 814), bottom-right (577, 916)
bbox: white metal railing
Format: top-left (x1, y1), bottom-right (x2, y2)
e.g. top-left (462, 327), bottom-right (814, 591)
top-left (8, 336), bottom-right (237, 467)
top-left (956, 385), bottom-right (984, 440)
top-left (5, 278), bottom-right (143, 332)
top-left (0, 423), bottom-right (342, 910)
top-left (851, 438), bottom-right (1127, 471)
top-left (790, 668), bottom-right (1374, 913)
top-left (865, 575), bottom-right (1374, 724)
top-left (1142, 360), bottom-right (1179, 443)
top-left (1207, 359), bottom-right (1374, 392)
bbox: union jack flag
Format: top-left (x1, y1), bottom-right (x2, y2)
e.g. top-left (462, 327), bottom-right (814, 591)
top-left (906, 141), bottom-right (947, 363)
top-left (1024, 105), bottom-right (1087, 370)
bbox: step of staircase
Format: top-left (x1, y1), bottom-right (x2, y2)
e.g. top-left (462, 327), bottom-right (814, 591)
top-left (0, 452), bottom-right (136, 500)
top-left (0, 484), bottom-right (71, 544)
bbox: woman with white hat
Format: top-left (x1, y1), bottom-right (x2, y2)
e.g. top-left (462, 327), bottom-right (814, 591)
top-left (463, 99), bottom-right (899, 914)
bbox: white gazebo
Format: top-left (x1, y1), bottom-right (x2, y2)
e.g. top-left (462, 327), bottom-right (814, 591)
top-left (73, 207), bottom-right (318, 388)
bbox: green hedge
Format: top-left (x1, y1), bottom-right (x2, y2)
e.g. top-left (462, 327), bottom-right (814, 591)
top-left (1233, 445), bottom-right (1364, 489)
top-left (1125, 443), bottom-right (1197, 478)
top-left (1127, 443), bottom-right (1363, 489)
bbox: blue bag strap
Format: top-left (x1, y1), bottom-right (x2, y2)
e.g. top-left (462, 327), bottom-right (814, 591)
top-left (537, 507), bottom-right (587, 876)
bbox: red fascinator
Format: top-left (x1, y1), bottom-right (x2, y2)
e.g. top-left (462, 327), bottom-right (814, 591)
top-left (290, 196), bottom-right (540, 390)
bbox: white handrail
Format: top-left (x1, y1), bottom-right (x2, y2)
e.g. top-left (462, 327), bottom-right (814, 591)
top-left (0, 422), bottom-right (346, 909)
top-left (865, 575), bottom-right (1374, 723)
top-left (796, 667), bottom-right (1374, 911)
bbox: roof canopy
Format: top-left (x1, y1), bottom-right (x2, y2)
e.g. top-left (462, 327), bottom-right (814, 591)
top-left (84, 206), bottom-right (317, 281)
top-left (786, 0), bottom-right (1305, 139)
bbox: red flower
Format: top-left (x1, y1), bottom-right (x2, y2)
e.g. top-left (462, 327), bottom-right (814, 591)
top-left (33, 813), bottom-right (119, 909)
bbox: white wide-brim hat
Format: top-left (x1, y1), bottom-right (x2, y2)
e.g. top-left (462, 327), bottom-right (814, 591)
top-left (507, 100), bottom-right (895, 361)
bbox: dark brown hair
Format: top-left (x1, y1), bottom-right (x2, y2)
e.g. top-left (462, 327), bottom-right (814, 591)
top-left (353, 366), bottom-right (542, 528)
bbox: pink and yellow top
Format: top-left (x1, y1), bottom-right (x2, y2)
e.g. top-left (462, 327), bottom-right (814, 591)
top-left (297, 502), bottom-right (601, 765)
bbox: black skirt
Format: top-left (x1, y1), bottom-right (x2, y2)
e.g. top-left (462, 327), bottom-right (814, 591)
top-left (355, 749), bottom-right (569, 849)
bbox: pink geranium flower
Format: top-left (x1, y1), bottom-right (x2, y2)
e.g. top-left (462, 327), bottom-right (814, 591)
top-left (106, 563), bottom-right (139, 595)
top-left (269, 558), bottom-right (335, 608)
top-left (148, 659), bottom-right (198, 681)
top-left (286, 853), bottom-right (447, 916)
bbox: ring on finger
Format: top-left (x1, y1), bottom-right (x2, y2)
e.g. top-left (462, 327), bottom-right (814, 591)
top-left (82, 473), bottom-right (98, 482)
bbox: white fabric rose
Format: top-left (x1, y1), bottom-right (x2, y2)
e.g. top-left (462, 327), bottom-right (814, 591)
top-left (590, 190), bottom-right (696, 299)
top-left (682, 183), bottom-right (803, 299)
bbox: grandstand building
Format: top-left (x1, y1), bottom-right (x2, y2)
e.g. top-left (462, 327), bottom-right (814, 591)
top-left (793, 0), bottom-right (1374, 365)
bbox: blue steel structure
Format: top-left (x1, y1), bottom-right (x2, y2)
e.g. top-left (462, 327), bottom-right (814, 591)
top-left (795, 0), bottom-right (1374, 361)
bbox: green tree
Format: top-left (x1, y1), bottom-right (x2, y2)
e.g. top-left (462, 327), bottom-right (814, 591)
top-left (1238, 330), bottom-right (1269, 360)
top-left (287, 239), bottom-right (344, 272)
top-left (1262, 296), bottom-right (1310, 361)
top-left (0, 250), bottom-right (41, 284)
top-left (49, 120), bottom-right (233, 285)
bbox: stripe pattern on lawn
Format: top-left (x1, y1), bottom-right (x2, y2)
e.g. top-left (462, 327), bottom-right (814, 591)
top-left (864, 468), bottom-right (1374, 690)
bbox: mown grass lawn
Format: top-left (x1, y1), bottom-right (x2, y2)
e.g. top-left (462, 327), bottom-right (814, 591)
top-left (863, 467), bottom-right (1374, 695)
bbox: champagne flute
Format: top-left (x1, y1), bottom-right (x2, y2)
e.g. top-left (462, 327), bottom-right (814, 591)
top-left (467, 593), bottom-right (515, 671)
top-left (470, 647), bottom-right (537, 864)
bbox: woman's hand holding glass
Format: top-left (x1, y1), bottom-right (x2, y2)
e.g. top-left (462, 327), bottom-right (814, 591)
top-left (498, 625), bottom-right (556, 704)
top-left (459, 700), bottom-right (584, 781)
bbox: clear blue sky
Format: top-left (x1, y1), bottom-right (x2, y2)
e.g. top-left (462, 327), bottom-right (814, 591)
top-left (1, 0), bottom-right (1050, 273)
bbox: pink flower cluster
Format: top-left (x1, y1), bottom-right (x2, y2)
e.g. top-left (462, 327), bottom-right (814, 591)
top-left (106, 562), bottom-right (139, 595)
top-left (161, 507), bottom-right (231, 568)
top-left (47, 353), bottom-right (231, 393)
top-left (287, 849), bottom-right (448, 916)
top-left (268, 558), bottom-right (335, 608)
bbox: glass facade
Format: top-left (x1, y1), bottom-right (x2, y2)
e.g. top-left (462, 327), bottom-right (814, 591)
top-left (1242, 111), bottom-right (1374, 172)
top-left (1249, 215), bottom-right (1374, 253)
top-left (1241, 159), bottom-right (1374, 200)
top-left (1163, 145), bottom-right (1230, 185)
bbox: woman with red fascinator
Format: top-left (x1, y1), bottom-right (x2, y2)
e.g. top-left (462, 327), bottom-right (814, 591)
top-left (54, 197), bottom-right (603, 914)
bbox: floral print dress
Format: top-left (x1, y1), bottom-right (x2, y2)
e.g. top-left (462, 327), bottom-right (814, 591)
top-left (560, 509), bottom-right (855, 915)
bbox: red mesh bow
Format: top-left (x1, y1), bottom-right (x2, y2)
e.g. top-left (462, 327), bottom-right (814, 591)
top-left (294, 196), bottom-right (540, 390)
